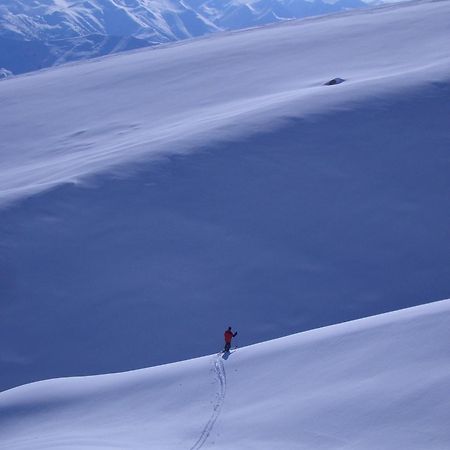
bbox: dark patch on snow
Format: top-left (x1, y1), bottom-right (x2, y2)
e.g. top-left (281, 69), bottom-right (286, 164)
top-left (324, 77), bottom-right (345, 86)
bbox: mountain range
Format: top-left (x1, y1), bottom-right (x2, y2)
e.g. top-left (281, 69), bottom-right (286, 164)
top-left (0, 0), bottom-right (369, 75)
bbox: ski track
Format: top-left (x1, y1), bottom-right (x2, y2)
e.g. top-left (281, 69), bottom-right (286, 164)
top-left (189, 356), bottom-right (227, 450)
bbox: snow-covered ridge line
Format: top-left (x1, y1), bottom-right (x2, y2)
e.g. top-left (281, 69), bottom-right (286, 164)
top-left (1, 0), bottom-right (449, 207)
top-left (1, 299), bottom-right (449, 449)
top-left (0, 0), bottom-right (430, 82)
top-left (7, 297), bottom-right (450, 388)
top-left (245, 297), bottom-right (450, 350)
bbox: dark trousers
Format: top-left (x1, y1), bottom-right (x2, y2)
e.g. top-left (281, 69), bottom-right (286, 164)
top-left (224, 342), bottom-right (231, 352)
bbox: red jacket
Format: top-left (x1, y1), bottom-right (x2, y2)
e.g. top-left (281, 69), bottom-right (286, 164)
top-left (224, 330), bottom-right (235, 344)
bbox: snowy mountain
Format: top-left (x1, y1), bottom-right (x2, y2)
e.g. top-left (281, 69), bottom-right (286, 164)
top-left (0, 0), bottom-right (369, 74)
top-left (1, 0), bottom-right (449, 395)
top-left (0, 0), bottom-right (371, 42)
top-left (1, 300), bottom-right (449, 449)
top-left (0, 0), bottom-right (216, 42)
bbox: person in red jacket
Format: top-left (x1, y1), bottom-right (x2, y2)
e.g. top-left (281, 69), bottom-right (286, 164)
top-left (224, 326), bottom-right (237, 353)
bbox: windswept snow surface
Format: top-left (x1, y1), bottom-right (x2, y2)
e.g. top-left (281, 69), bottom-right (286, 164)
top-left (1, 300), bottom-right (449, 449)
top-left (1, 0), bottom-right (450, 392)
top-left (1, 0), bottom-right (450, 204)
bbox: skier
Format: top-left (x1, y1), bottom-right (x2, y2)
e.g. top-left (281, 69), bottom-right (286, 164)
top-left (224, 326), bottom-right (237, 353)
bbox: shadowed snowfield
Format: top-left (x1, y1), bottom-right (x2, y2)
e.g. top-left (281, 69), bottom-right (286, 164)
top-left (0, 300), bottom-right (449, 449)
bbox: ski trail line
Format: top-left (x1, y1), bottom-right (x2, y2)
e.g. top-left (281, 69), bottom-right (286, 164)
top-left (189, 355), bottom-right (227, 450)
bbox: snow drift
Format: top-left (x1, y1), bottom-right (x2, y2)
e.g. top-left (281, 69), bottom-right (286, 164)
top-left (1, 300), bottom-right (449, 449)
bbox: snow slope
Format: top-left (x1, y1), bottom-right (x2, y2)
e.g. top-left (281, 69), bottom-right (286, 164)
top-left (1, 0), bottom-right (449, 393)
top-left (0, 300), bottom-right (449, 449)
top-left (0, 34), bottom-right (150, 76)
top-left (1, 0), bottom-right (449, 204)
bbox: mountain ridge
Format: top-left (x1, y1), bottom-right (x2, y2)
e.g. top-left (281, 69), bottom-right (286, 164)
top-left (0, 0), bottom-right (369, 75)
